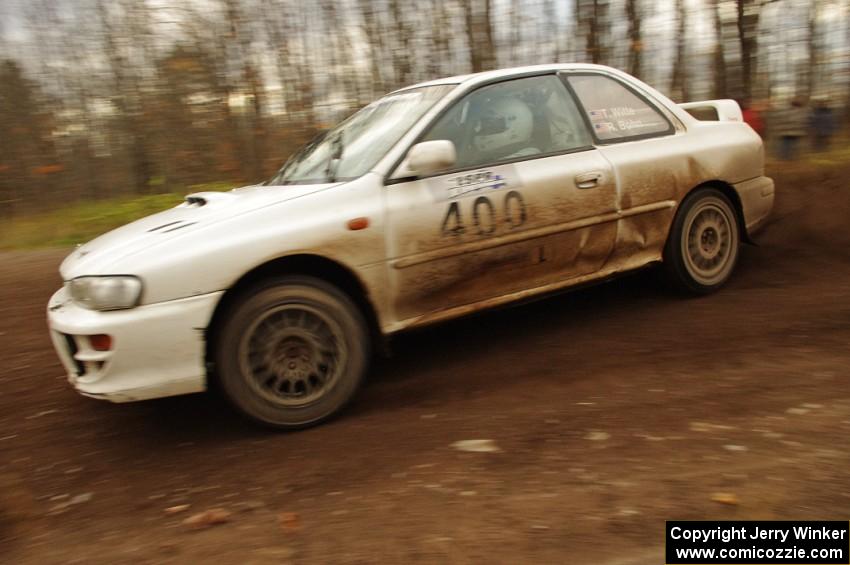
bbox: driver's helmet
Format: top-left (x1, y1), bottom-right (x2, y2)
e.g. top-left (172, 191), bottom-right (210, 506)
top-left (473, 97), bottom-right (534, 156)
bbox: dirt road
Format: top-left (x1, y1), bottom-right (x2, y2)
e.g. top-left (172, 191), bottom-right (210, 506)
top-left (2, 163), bottom-right (850, 564)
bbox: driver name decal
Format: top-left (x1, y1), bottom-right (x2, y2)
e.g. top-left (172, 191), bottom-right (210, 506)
top-left (427, 164), bottom-right (521, 202)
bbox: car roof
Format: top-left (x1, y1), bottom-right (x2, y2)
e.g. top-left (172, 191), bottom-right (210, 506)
top-left (392, 63), bottom-right (619, 93)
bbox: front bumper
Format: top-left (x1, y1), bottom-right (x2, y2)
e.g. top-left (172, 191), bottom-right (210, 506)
top-left (47, 287), bottom-right (224, 402)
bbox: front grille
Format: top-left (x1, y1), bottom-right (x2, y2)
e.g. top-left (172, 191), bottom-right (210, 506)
top-left (62, 333), bottom-right (86, 376)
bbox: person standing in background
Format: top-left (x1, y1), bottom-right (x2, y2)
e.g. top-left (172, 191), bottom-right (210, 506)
top-left (741, 100), bottom-right (765, 138)
top-left (810, 96), bottom-right (836, 152)
top-left (773, 97), bottom-right (808, 160)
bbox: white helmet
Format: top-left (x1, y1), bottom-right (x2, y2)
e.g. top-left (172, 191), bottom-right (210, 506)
top-left (473, 97), bottom-right (534, 156)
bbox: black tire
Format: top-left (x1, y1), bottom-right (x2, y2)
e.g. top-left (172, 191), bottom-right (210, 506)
top-left (663, 188), bottom-right (741, 295)
top-left (215, 275), bottom-right (370, 429)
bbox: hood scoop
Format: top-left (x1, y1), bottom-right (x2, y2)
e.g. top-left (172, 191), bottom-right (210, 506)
top-left (144, 190), bottom-right (238, 233)
top-left (181, 191), bottom-right (236, 208)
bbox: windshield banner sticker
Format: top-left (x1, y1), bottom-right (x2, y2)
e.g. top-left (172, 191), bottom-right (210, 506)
top-left (427, 165), bottom-right (521, 202)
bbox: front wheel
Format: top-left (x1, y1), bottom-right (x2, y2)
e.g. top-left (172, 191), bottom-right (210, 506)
top-left (215, 276), bottom-right (370, 429)
top-left (664, 188), bottom-right (740, 295)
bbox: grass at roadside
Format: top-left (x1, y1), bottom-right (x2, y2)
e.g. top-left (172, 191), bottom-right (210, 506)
top-left (0, 182), bottom-right (234, 250)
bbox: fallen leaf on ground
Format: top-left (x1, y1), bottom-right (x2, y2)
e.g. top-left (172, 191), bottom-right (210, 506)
top-left (69, 492), bottom-right (93, 504)
top-left (279, 512), bottom-right (301, 533)
top-left (182, 508), bottom-right (231, 529)
top-left (690, 422), bottom-right (735, 432)
top-left (711, 492), bottom-right (739, 505)
top-left (451, 439), bottom-right (501, 453)
top-left (233, 500), bottom-right (265, 513)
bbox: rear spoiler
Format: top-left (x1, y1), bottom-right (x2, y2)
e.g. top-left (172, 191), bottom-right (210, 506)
top-left (678, 99), bottom-right (743, 123)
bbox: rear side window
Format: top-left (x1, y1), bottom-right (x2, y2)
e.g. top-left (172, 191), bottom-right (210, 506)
top-left (566, 74), bottom-right (672, 142)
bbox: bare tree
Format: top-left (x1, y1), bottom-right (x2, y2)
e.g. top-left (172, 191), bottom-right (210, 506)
top-left (736, 0), bottom-right (777, 102)
top-left (464, 0), bottom-right (496, 72)
top-left (577, 0), bottom-right (610, 65)
top-left (428, 0), bottom-right (451, 77)
top-left (0, 60), bottom-right (58, 216)
top-left (711, 0), bottom-right (729, 99)
top-left (223, 0), bottom-right (268, 179)
top-left (389, 0), bottom-right (413, 87)
top-left (261, 0), bottom-right (317, 126)
top-left (736, 0), bottom-right (752, 100)
top-left (96, 0), bottom-right (155, 194)
top-left (806, 0), bottom-right (819, 98)
top-left (847, 0), bottom-right (850, 124)
top-left (358, 0), bottom-right (387, 97)
top-left (670, 0), bottom-right (688, 101)
top-left (625, 0), bottom-right (643, 79)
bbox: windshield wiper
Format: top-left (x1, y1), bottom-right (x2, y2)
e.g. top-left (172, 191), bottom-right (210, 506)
top-left (267, 129), bottom-right (329, 185)
top-left (325, 133), bottom-right (344, 182)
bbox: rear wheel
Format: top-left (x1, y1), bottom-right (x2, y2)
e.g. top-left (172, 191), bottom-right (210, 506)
top-left (216, 276), bottom-right (370, 429)
top-left (664, 188), bottom-right (740, 294)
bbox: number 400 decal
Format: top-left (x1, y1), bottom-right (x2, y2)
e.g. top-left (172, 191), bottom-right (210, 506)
top-left (441, 190), bottom-right (527, 237)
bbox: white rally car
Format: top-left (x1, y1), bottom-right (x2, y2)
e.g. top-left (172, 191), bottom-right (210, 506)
top-left (48, 64), bottom-right (774, 428)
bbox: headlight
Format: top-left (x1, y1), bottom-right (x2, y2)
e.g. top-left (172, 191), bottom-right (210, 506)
top-left (67, 276), bottom-right (143, 311)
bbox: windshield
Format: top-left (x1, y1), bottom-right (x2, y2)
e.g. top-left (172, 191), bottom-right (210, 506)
top-left (269, 85), bottom-right (454, 185)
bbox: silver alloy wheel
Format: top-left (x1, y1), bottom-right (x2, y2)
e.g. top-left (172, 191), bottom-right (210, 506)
top-left (238, 304), bottom-right (347, 407)
top-left (680, 196), bottom-right (738, 286)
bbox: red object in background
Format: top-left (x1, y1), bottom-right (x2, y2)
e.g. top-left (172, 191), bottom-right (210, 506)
top-left (742, 107), bottom-right (765, 137)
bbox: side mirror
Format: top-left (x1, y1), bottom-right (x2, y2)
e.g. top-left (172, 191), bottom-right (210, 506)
top-left (396, 140), bottom-right (456, 179)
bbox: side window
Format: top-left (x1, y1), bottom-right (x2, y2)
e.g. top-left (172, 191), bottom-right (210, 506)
top-left (567, 74), bottom-right (672, 142)
top-left (422, 75), bottom-right (591, 171)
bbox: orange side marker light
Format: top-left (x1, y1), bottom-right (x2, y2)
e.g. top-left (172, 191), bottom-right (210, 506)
top-left (347, 217), bottom-right (370, 231)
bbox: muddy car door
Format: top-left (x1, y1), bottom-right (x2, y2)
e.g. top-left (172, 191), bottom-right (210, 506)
top-left (562, 72), bottom-right (684, 270)
top-left (385, 73), bottom-right (619, 325)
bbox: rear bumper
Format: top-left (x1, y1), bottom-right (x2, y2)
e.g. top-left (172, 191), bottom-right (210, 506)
top-left (47, 287), bottom-right (223, 402)
top-left (735, 176), bottom-right (774, 235)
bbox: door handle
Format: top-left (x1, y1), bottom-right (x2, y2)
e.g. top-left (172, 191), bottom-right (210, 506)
top-left (575, 171), bottom-right (603, 189)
